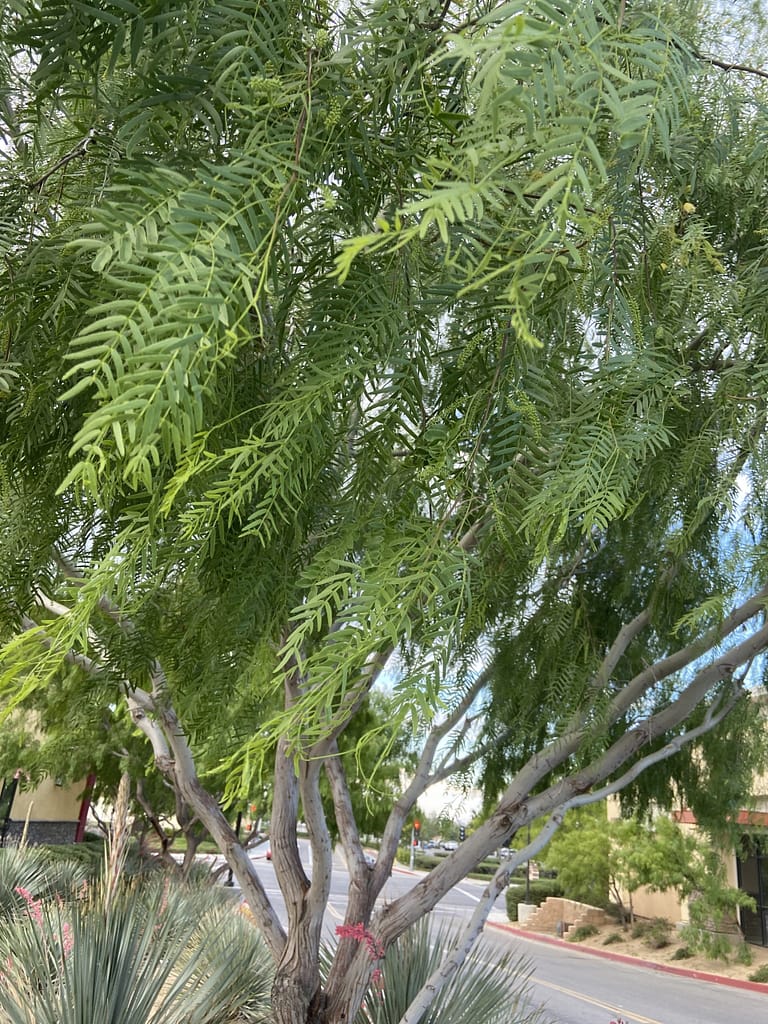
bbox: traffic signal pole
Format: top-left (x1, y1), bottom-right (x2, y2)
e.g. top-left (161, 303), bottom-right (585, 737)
top-left (409, 820), bottom-right (421, 869)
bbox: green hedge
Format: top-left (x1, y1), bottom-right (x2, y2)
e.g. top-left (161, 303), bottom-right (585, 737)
top-left (506, 879), bottom-right (563, 922)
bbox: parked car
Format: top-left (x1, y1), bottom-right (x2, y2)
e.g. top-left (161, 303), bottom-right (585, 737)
top-left (442, 840), bottom-right (458, 851)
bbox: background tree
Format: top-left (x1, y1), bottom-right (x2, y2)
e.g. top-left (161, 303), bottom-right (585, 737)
top-left (541, 805), bottom-right (611, 909)
top-left (2, 2), bottom-right (768, 1023)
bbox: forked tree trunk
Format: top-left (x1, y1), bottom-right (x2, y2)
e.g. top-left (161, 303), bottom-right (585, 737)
top-left (271, 974), bottom-right (327, 1024)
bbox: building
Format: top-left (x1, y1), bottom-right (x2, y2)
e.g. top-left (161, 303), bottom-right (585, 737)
top-left (0, 770), bottom-right (95, 847)
top-left (606, 764), bottom-right (768, 948)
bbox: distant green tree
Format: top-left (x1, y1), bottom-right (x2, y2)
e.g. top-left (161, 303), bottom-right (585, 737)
top-left (609, 816), bottom-right (701, 922)
top-left (543, 805), bottom-right (610, 908)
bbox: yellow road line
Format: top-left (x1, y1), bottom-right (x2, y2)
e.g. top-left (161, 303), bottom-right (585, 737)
top-left (533, 977), bottom-right (665, 1024)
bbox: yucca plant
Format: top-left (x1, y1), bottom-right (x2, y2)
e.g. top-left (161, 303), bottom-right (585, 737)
top-left (181, 901), bottom-right (273, 1023)
top-left (0, 845), bottom-right (90, 917)
top-left (0, 871), bottom-right (272, 1024)
top-left (355, 917), bottom-right (544, 1024)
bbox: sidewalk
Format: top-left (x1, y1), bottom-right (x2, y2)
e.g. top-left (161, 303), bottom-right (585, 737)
top-left (486, 912), bottom-right (768, 994)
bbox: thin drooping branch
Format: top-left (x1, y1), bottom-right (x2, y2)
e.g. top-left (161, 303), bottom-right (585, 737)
top-left (427, 729), bottom-right (509, 789)
top-left (134, 775), bottom-right (178, 871)
top-left (376, 665), bottom-right (494, 871)
top-left (20, 615), bottom-right (102, 677)
top-left (28, 129), bottom-right (96, 191)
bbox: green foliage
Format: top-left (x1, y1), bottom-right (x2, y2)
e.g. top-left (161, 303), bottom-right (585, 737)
top-left (0, 0), bottom-right (765, 831)
top-left (2, 2), bottom-right (768, 1019)
top-left (506, 879), bottom-right (563, 922)
top-left (0, 868), bottom-right (272, 1024)
top-left (567, 923), bottom-right (599, 942)
top-left (630, 918), bottom-right (671, 950)
top-left (541, 804), bottom-right (610, 908)
top-left (671, 945), bottom-right (694, 960)
top-left (357, 916), bottom-right (543, 1024)
top-left (609, 817), bottom-right (702, 918)
top-left (748, 963), bottom-right (768, 983)
top-left (735, 941), bottom-right (753, 966)
top-left (680, 869), bottom-right (756, 961)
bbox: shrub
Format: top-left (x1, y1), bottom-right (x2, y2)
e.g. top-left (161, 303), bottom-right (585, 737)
top-left (735, 942), bottom-right (753, 966)
top-left (671, 946), bottom-right (693, 960)
top-left (567, 924), bottom-right (599, 942)
top-left (679, 926), bottom-right (734, 962)
top-left (748, 963), bottom-right (768, 983)
top-left (644, 919), bottom-right (672, 950)
top-left (0, 870), bottom-right (273, 1024)
top-left (630, 918), bottom-right (671, 949)
top-left (602, 932), bottom-right (624, 946)
top-left (0, 846), bottom-right (91, 916)
top-left (357, 916), bottom-right (545, 1024)
top-left (506, 879), bottom-right (563, 922)
top-left (467, 861), bottom-right (502, 879)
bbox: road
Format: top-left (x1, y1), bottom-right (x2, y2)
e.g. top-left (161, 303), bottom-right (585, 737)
top-left (235, 840), bottom-right (507, 942)
top-left (216, 842), bottom-right (768, 1023)
top-left (478, 927), bottom-right (768, 1024)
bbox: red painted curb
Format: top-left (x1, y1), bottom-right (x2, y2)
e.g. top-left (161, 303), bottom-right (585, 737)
top-left (487, 920), bottom-right (768, 994)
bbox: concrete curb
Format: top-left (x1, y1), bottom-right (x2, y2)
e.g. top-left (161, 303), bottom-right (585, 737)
top-left (487, 919), bottom-right (768, 994)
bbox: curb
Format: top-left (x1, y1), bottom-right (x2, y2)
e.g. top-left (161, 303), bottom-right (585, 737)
top-left (487, 919), bottom-right (768, 994)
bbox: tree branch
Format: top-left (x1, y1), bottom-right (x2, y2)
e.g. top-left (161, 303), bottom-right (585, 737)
top-left (28, 130), bottom-right (96, 191)
top-left (370, 599), bottom-right (768, 953)
top-left (696, 52), bottom-right (768, 81)
top-left (26, 571), bottom-right (288, 960)
top-left (398, 683), bottom-right (740, 1024)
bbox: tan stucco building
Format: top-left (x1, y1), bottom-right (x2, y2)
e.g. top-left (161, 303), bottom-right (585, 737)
top-left (0, 771), bottom-right (94, 847)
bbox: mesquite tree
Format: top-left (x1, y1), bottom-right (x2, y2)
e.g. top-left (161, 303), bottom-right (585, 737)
top-left (2, 1), bottom-right (768, 1022)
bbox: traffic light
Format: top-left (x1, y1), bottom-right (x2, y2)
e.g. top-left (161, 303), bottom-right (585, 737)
top-left (413, 820), bottom-right (421, 846)
top-left (459, 825), bottom-right (466, 842)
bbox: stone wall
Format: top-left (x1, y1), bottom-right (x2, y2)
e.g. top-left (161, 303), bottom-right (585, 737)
top-left (1, 820), bottom-right (79, 846)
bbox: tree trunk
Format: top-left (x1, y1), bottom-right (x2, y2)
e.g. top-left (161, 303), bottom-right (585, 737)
top-left (271, 935), bottom-right (328, 1024)
top-left (324, 945), bottom-right (374, 1024)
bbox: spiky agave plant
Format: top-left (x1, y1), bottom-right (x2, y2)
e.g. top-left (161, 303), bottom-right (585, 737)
top-left (0, 845), bottom-right (91, 917)
top-left (0, 871), bottom-right (272, 1024)
top-left (356, 917), bottom-right (546, 1024)
top-left (180, 898), bottom-right (274, 1024)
